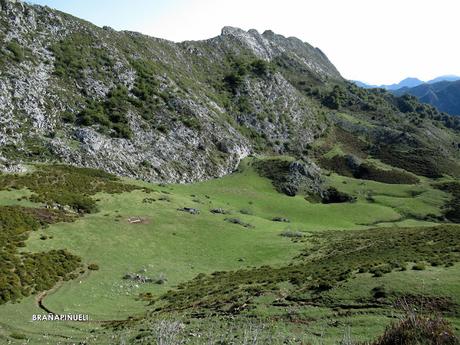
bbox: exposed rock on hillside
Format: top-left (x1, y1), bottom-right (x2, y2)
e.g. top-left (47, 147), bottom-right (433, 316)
top-left (0, 0), bottom-right (339, 182)
top-left (0, 0), bottom-right (459, 182)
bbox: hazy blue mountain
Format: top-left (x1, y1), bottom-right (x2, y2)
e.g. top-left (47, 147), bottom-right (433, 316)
top-left (394, 80), bottom-right (460, 116)
top-left (354, 75), bottom-right (460, 90)
top-left (351, 80), bottom-right (378, 89)
top-left (353, 77), bottom-right (423, 90)
top-left (427, 75), bottom-right (460, 84)
top-left (385, 77), bottom-right (424, 90)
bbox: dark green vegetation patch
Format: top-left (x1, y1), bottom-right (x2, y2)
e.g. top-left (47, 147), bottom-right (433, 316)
top-left (319, 154), bottom-right (419, 184)
top-left (51, 32), bottom-right (114, 81)
top-left (435, 182), bottom-right (460, 223)
top-left (371, 312), bottom-right (460, 345)
top-left (0, 165), bottom-right (140, 213)
top-left (77, 86), bottom-right (134, 139)
top-left (374, 147), bottom-right (447, 178)
top-left (253, 159), bottom-right (295, 195)
top-left (0, 165), bottom-right (143, 304)
top-left (152, 225), bottom-right (460, 315)
top-left (0, 206), bottom-right (81, 304)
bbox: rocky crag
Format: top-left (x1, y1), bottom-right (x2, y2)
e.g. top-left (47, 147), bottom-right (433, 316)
top-left (0, 0), bottom-right (459, 183)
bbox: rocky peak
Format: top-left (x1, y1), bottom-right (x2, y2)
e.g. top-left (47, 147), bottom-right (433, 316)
top-left (219, 26), bottom-right (341, 80)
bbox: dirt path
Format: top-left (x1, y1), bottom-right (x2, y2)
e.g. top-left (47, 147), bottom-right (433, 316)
top-left (35, 279), bottom-right (65, 315)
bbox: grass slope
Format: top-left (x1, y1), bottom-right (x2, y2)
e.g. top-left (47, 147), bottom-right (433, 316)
top-left (0, 158), bottom-right (458, 344)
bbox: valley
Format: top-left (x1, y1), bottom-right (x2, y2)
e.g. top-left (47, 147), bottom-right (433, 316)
top-left (0, 0), bottom-right (460, 343)
top-left (0, 158), bottom-right (459, 344)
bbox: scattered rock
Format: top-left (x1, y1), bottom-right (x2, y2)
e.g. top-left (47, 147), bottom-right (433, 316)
top-left (224, 218), bottom-right (254, 229)
top-left (272, 217), bottom-right (290, 222)
top-left (127, 216), bottom-right (149, 224)
top-left (210, 208), bottom-right (230, 214)
top-left (177, 207), bottom-right (200, 215)
top-left (122, 273), bottom-right (153, 283)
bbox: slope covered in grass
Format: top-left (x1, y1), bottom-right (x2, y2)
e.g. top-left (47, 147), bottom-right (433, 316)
top-left (0, 159), bottom-right (458, 344)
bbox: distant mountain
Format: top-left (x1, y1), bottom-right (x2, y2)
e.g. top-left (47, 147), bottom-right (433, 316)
top-left (385, 77), bottom-right (424, 90)
top-left (353, 77), bottom-right (424, 90)
top-left (427, 75), bottom-right (460, 84)
top-left (352, 80), bottom-right (378, 89)
top-left (393, 80), bottom-right (460, 116)
top-left (354, 75), bottom-right (460, 91)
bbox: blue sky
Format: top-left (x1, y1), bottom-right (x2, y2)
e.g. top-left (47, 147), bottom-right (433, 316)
top-left (26, 0), bottom-right (460, 85)
top-left (26, 0), bottom-right (177, 32)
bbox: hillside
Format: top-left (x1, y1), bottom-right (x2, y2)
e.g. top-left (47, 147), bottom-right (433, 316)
top-left (1, 0), bottom-right (460, 182)
top-left (394, 80), bottom-right (460, 116)
top-left (0, 0), bottom-right (460, 344)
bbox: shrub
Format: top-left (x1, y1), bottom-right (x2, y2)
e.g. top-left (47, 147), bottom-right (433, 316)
top-left (412, 263), bottom-right (426, 271)
top-left (0, 164), bottom-right (139, 213)
top-left (51, 32), bottom-right (113, 80)
top-left (88, 263), bottom-right (99, 271)
top-left (250, 59), bottom-right (271, 77)
top-left (434, 182), bottom-right (460, 223)
top-left (321, 85), bottom-right (346, 110)
top-left (10, 333), bottom-right (27, 340)
top-left (6, 41), bottom-right (24, 62)
top-left (223, 73), bottom-right (244, 93)
top-left (322, 187), bottom-right (355, 204)
top-left (77, 86), bottom-right (133, 139)
top-left (0, 206), bottom-right (82, 305)
top-left (239, 208), bottom-right (253, 215)
top-left (371, 312), bottom-right (460, 345)
top-left (153, 225), bottom-right (460, 315)
top-left (280, 230), bottom-right (304, 238)
top-left (372, 286), bottom-right (388, 299)
top-left (319, 154), bottom-right (419, 184)
top-left (180, 116), bottom-right (201, 130)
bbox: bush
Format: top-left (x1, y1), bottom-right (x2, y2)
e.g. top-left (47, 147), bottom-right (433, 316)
top-left (6, 41), bottom-right (24, 62)
top-left (51, 32), bottom-right (113, 80)
top-left (372, 286), bottom-right (387, 299)
top-left (223, 73), bottom-right (244, 93)
top-left (88, 263), bottom-right (99, 271)
top-left (280, 230), bottom-right (304, 238)
top-left (10, 333), bottom-right (27, 340)
top-left (321, 85), bottom-right (346, 110)
top-left (321, 187), bottom-right (355, 204)
top-left (239, 208), bottom-right (253, 215)
top-left (412, 263), bottom-right (426, 271)
top-left (250, 59), bottom-right (271, 77)
top-left (0, 164), bottom-right (139, 213)
top-left (371, 312), bottom-right (460, 345)
top-left (319, 155), bottom-right (419, 184)
top-left (77, 86), bottom-right (133, 139)
top-left (434, 182), bottom-right (460, 223)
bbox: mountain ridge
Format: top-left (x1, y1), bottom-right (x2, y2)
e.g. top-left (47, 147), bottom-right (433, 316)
top-left (393, 80), bottom-right (460, 116)
top-left (354, 75), bottom-right (460, 90)
top-left (0, 0), bottom-right (459, 182)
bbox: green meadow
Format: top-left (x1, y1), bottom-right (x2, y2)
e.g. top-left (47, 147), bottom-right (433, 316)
top-left (0, 158), bottom-right (458, 344)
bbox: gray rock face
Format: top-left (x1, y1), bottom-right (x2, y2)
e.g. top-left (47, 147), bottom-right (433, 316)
top-left (0, 1), bottom-right (341, 182)
top-left (218, 26), bottom-right (341, 80)
top-left (282, 159), bottom-right (325, 197)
